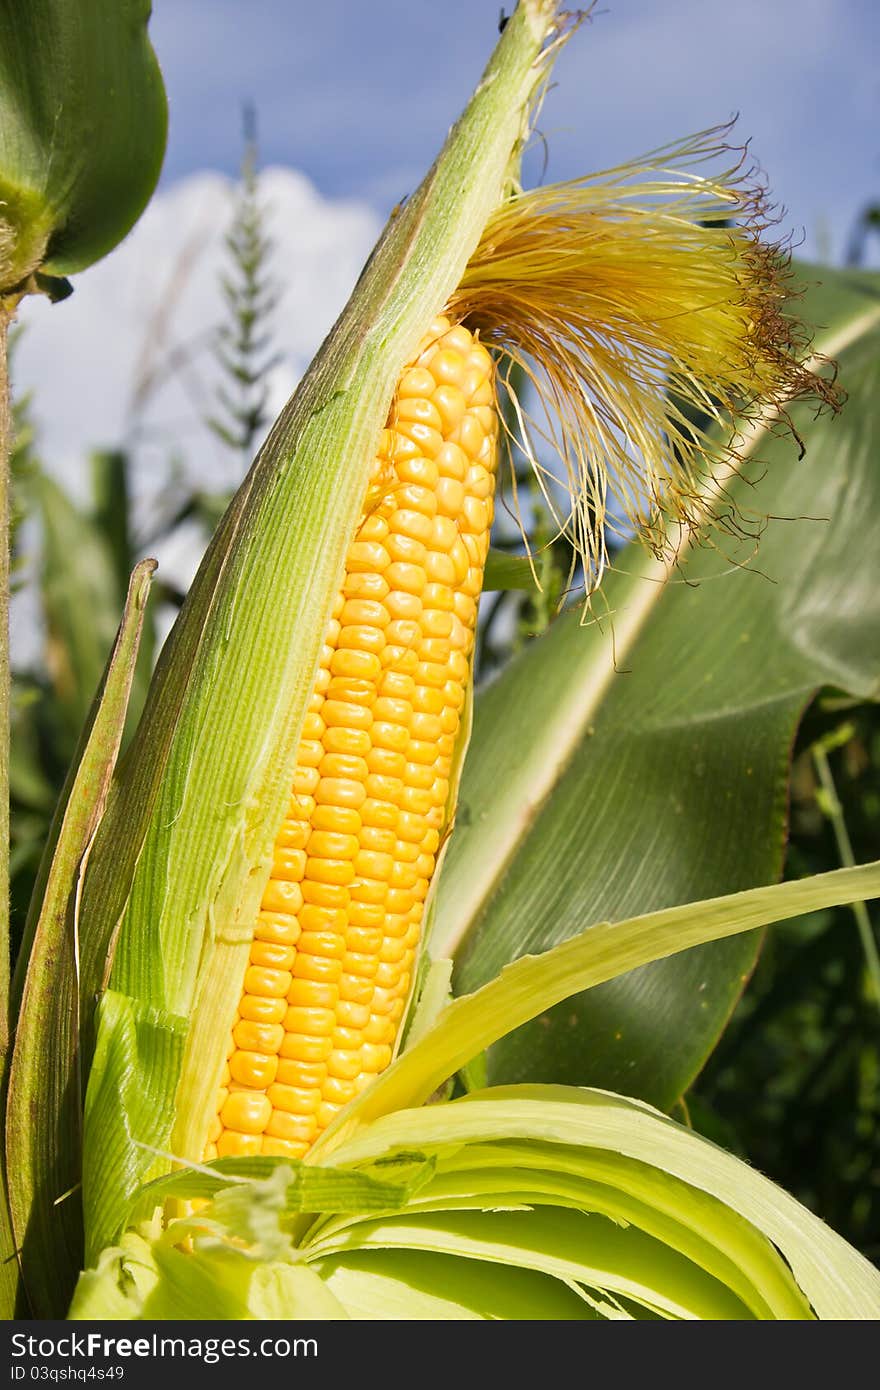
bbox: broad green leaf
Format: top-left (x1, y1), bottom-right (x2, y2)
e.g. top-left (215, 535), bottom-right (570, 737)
top-left (77, 1), bottom-right (565, 1256)
top-left (5, 561), bottom-right (155, 1317)
top-left (483, 548), bottom-right (541, 591)
top-left (32, 469), bottom-right (125, 742)
top-left (318, 860), bottom-right (880, 1140)
top-left (434, 267), bottom-right (880, 1106)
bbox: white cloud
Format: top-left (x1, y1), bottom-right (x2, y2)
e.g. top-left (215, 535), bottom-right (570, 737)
top-left (13, 166), bottom-right (381, 500)
top-left (10, 166), bottom-right (381, 664)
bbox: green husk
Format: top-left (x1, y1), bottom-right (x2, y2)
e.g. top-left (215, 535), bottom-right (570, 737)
top-left (76, 0), bottom-right (566, 1262)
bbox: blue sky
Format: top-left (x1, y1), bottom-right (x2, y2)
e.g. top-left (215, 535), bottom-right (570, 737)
top-left (150, 0), bottom-right (879, 261)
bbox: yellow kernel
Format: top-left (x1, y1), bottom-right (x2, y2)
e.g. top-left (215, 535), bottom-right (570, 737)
top-left (317, 1101), bottom-right (343, 1130)
top-left (410, 711), bottom-right (442, 741)
top-left (233, 1020), bottom-right (284, 1054)
top-left (385, 589), bottom-right (422, 622)
top-left (396, 420), bottom-right (443, 459)
top-left (347, 900), bottom-right (386, 928)
top-left (349, 876), bottom-right (387, 905)
top-left (315, 778), bottom-right (367, 810)
top-left (357, 825), bottom-right (398, 854)
top-left (266, 1111), bottom-right (318, 1144)
top-left (360, 798), bottom-right (399, 829)
top-left (310, 805), bottom-right (361, 837)
top-left (396, 395), bottom-right (442, 430)
top-left (297, 906), bottom-right (345, 936)
top-left (277, 1058), bottom-right (328, 1088)
top-left (453, 591), bottom-right (477, 627)
top-left (430, 348), bottom-right (466, 387)
top-left (385, 888), bottom-right (415, 914)
top-left (435, 441), bottom-right (468, 480)
top-left (271, 848), bottom-right (308, 883)
top-left (322, 699), bottom-right (373, 731)
top-left (422, 581), bottom-right (454, 612)
top-left (339, 623), bottom-right (386, 656)
top-left (384, 619), bottom-right (420, 649)
top-left (322, 1076), bottom-right (358, 1106)
top-left (422, 550), bottom-right (456, 585)
top-left (262, 879), bottom-right (305, 916)
top-left (292, 953), bottom-right (343, 987)
top-left (391, 509), bottom-right (434, 546)
top-left (305, 830), bottom-right (357, 861)
top-left (343, 952), bottom-right (379, 979)
top-left (396, 456), bottom-right (439, 489)
top-left (239, 995), bottom-right (287, 1025)
top-left (354, 849), bottom-right (394, 881)
top-left (302, 711), bottom-right (325, 740)
top-left (322, 728), bottom-right (371, 761)
top-left (221, 1090), bottom-right (271, 1134)
top-left (262, 1136), bottom-right (309, 1159)
top-left (255, 912), bottom-right (301, 947)
top-left (297, 739), bottom-right (324, 769)
top-left (347, 539), bottom-right (390, 574)
top-left (385, 561), bottom-right (426, 596)
top-left (366, 747), bottom-right (406, 779)
top-left (217, 1131), bottom-right (262, 1157)
top-left (400, 785), bottom-right (433, 815)
top-left (327, 1049), bottom-right (363, 1081)
top-left (267, 1083), bottom-right (320, 1116)
top-left (393, 837), bottom-right (420, 863)
top-left (339, 973), bottom-right (374, 1005)
top-left (365, 1014), bottom-right (394, 1043)
top-left (296, 929), bottom-right (346, 960)
top-left (244, 965), bottom-right (292, 998)
top-left (448, 538), bottom-right (470, 585)
top-left (358, 513), bottom-right (389, 542)
top-left (229, 1051), bottom-right (278, 1088)
top-left (398, 366), bottom-right (436, 398)
top-left (330, 648), bottom-right (381, 681)
top-left (280, 1031), bottom-right (333, 1062)
top-left (347, 927), bottom-right (384, 954)
top-left (454, 414), bottom-right (485, 460)
top-left (306, 857), bottom-right (355, 887)
top-left (366, 773), bottom-right (404, 802)
top-left (293, 766), bottom-right (320, 796)
top-left (284, 1005), bottom-right (336, 1036)
top-left (275, 819), bottom-right (309, 851)
top-left (390, 861), bottom-right (418, 892)
top-left (336, 999), bottom-right (371, 1029)
top-left (361, 1042), bottom-right (393, 1073)
top-left (318, 753), bottom-right (368, 784)
top-left (343, 571), bottom-right (389, 600)
top-left (288, 978), bottom-right (338, 1009)
top-left (378, 670), bottom-right (415, 699)
top-left (341, 599), bottom-right (389, 628)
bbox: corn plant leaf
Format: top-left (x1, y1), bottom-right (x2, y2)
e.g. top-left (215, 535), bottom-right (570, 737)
top-left (5, 560), bottom-right (155, 1317)
top-left (483, 548), bottom-right (541, 591)
top-left (76, 0), bottom-right (566, 1258)
top-left (31, 468), bottom-right (126, 743)
top-left (432, 266), bottom-right (880, 1106)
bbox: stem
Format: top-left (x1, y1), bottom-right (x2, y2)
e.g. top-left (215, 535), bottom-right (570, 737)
top-left (812, 744), bottom-right (880, 1010)
top-left (0, 301), bottom-right (20, 1317)
top-left (0, 306), bottom-right (10, 1058)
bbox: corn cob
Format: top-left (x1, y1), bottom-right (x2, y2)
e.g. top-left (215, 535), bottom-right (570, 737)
top-left (207, 315), bottom-right (497, 1159)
